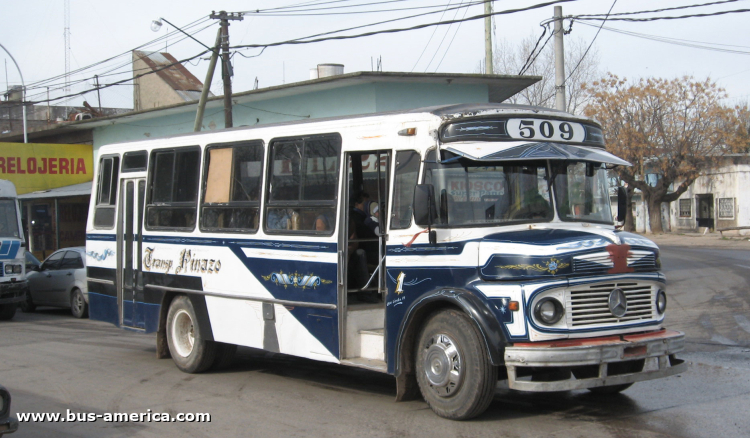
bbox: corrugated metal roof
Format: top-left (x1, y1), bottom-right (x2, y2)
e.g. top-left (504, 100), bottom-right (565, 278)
top-left (18, 181), bottom-right (92, 200)
top-left (134, 50), bottom-right (209, 97)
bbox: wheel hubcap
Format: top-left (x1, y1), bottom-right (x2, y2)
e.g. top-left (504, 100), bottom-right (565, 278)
top-left (422, 334), bottom-right (462, 397)
top-left (73, 293), bottom-right (83, 312)
top-left (172, 309), bottom-right (195, 358)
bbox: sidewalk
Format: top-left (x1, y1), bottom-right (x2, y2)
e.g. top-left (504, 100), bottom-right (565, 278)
top-left (641, 231), bottom-right (750, 249)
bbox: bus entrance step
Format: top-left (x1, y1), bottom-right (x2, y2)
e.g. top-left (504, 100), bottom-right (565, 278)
top-left (341, 357), bottom-right (387, 373)
top-left (359, 329), bottom-right (384, 361)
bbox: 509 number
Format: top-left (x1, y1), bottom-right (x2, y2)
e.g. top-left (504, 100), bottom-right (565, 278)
top-left (518, 120), bottom-right (575, 140)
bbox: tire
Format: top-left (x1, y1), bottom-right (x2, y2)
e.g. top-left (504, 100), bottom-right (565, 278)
top-left (70, 288), bottom-right (88, 319)
top-left (415, 309), bottom-right (497, 420)
top-left (587, 383), bottom-right (633, 394)
top-left (211, 342), bottom-right (237, 371)
top-left (20, 291), bottom-right (36, 313)
top-left (0, 303), bottom-right (17, 321)
top-left (166, 296), bottom-right (217, 373)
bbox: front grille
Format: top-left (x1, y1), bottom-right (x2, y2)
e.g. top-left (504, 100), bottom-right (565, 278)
top-left (573, 252), bottom-right (613, 272)
top-left (573, 250), bottom-right (657, 273)
top-left (567, 282), bottom-right (655, 327)
top-left (628, 250), bottom-right (656, 268)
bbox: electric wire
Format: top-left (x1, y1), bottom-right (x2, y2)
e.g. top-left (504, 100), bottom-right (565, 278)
top-left (574, 0), bottom-right (742, 19)
top-left (575, 8), bottom-right (750, 22)
top-left (424, 0), bottom-right (465, 72)
top-left (518, 24), bottom-right (550, 75)
top-left (575, 21), bottom-right (750, 55)
top-left (563, 0), bottom-right (617, 86)
top-left (231, 0), bottom-right (578, 51)
top-left (433, 1), bottom-right (472, 71)
top-left (410, 0), bottom-right (454, 72)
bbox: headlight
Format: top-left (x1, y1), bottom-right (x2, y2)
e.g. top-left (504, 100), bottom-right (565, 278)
top-left (534, 297), bottom-right (564, 325)
top-left (4, 264), bottom-right (21, 274)
top-left (656, 290), bottom-right (667, 314)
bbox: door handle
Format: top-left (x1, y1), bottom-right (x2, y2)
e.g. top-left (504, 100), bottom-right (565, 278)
top-left (66, 272), bottom-right (73, 276)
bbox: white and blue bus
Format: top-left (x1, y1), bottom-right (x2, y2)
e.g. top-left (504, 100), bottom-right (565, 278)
top-left (86, 103), bottom-right (686, 420)
top-left (0, 179), bottom-right (27, 321)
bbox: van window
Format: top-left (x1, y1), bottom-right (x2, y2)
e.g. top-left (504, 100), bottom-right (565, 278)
top-left (265, 135), bottom-right (341, 234)
top-left (390, 151), bottom-right (420, 229)
top-left (93, 155), bottom-right (119, 228)
top-left (145, 147), bottom-right (200, 230)
top-left (201, 141), bottom-right (264, 232)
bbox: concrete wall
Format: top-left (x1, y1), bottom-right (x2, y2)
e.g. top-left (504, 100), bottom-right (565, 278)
top-left (668, 159), bottom-right (750, 233)
top-left (133, 55), bottom-right (185, 111)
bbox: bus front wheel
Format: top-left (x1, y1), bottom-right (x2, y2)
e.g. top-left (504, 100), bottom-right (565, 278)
top-left (166, 296), bottom-right (217, 373)
top-left (415, 309), bottom-right (497, 420)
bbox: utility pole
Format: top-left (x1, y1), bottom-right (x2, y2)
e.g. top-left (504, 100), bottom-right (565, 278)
top-left (94, 75), bottom-right (102, 112)
top-left (210, 10), bottom-right (243, 129)
top-left (553, 5), bottom-right (566, 111)
top-left (194, 30), bottom-right (222, 132)
top-left (484, 0), bottom-right (493, 74)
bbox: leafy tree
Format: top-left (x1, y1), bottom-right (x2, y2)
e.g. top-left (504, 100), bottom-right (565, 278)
top-left (584, 74), bottom-right (748, 233)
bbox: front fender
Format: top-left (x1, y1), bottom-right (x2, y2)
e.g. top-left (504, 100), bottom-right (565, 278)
top-left (394, 288), bottom-right (508, 376)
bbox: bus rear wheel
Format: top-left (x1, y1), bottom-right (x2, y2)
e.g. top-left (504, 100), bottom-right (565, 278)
top-left (415, 309), bottom-right (497, 420)
top-left (166, 296), bottom-right (216, 373)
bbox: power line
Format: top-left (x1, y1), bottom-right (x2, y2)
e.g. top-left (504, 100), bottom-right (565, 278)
top-left (575, 0), bottom-right (742, 19)
top-left (424, 1), bottom-right (466, 72)
top-left (564, 0), bottom-right (617, 86)
top-left (27, 49), bottom-right (212, 105)
top-left (575, 21), bottom-right (750, 55)
top-left (243, 1), bottom-right (482, 17)
top-left (575, 7), bottom-right (750, 22)
top-left (411, 1), bottom-right (455, 72)
top-left (518, 24), bottom-right (551, 75)
top-left (231, 0), bottom-right (578, 51)
top-left (434, 2), bottom-right (472, 71)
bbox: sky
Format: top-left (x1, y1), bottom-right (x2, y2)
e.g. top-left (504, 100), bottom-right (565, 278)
top-left (1, 0), bottom-right (749, 110)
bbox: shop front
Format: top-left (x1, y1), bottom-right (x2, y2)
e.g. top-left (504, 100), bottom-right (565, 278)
top-left (0, 143), bottom-right (93, 260)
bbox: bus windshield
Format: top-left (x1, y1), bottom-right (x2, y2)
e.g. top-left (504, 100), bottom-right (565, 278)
top-left (423, 157), bottom-right (613, 227)
top-left (552, 162), bottom-right (613, 224)
top-left (0, 199), bottom-right (21, 238)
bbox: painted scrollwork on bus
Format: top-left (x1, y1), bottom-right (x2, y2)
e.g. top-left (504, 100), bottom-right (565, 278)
top-left (262, 271), bottom-right (332, 289)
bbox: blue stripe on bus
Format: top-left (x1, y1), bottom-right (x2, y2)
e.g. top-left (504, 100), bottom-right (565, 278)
top-left (86, 233), bottom-right (337, 253)
top-left (0, 240), bottom-right (20, 260)
top-left (86, 233), bottom-right (117, 242)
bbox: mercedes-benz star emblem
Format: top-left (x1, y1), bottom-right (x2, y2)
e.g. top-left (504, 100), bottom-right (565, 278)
top-left (608, 288), bottom-right (628, 318)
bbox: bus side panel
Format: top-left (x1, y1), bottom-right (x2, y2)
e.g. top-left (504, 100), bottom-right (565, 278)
top-left (138, 239), bottom-right (340, 362)
top-left (86, 235), bottom-right (119, 327)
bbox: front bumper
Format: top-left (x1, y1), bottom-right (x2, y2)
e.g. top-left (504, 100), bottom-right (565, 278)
top-left (504, 329), bottom-right (687, 392)
top-left (0, 281), bottom-right (26, 305)
top-left (0, 416), bottom-right (18, 435)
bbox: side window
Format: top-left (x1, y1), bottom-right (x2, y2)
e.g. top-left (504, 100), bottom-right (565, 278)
top-left (93, 155), bottom-right (119, 228)
top-left (42, 251), bottom-right (65, 271)
top-left (391, 151), bottom-right (420, 229)
top-left (201, 140), bottom-right (264, 232)
top-left (60, 251), bottom-right (84, 269)
top-left (145, 147), bottom-right (201, 230)
top-left (122, 150), bottom-right (148, 172)
top-left (265, 135), bottom-right (341, 234)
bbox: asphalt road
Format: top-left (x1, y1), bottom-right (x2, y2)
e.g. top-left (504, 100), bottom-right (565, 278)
top-left (2, 243), bottom-right (750, 438)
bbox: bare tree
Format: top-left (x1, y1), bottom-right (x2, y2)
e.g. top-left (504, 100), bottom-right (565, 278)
top-left (492, 34), bottom-right (600, 115)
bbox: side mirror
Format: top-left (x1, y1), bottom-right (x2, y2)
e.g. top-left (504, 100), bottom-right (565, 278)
top-left (413, 184), bottom-right (437, 227)
top-left (616, 186), bottom-right (627, 223)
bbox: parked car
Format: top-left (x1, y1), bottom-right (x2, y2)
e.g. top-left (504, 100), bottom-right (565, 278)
top-left (21, 247), bottom-right (88, 318)
top-left (0, 384), bottom-right (18, 436)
